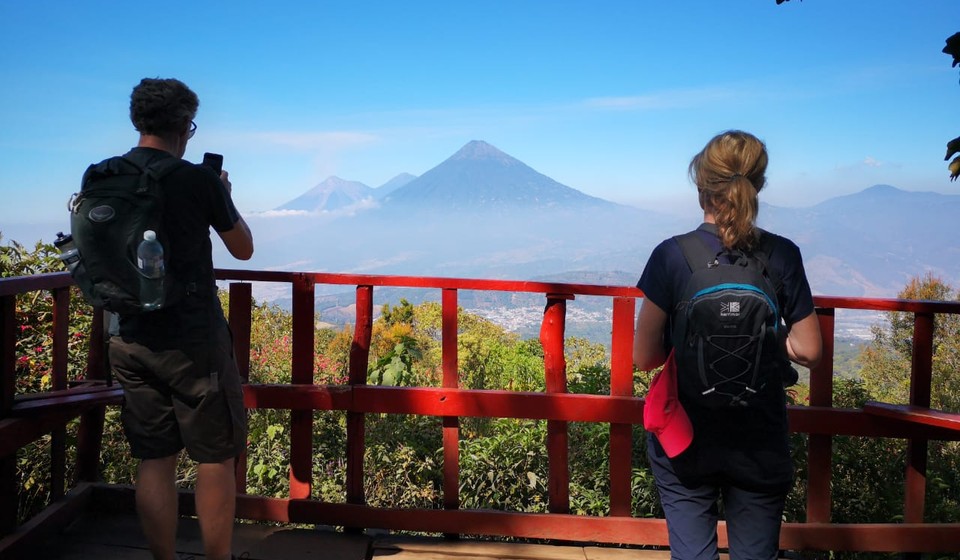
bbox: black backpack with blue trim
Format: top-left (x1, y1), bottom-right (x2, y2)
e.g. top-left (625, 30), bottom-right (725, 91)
top-left (670, 228), bottom-right (792, 408)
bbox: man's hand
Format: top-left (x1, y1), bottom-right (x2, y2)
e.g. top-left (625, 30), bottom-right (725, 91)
top-left (220, 170), bottom-right (232, 194)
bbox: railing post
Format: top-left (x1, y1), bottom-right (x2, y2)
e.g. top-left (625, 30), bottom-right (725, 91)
top-left (50, 287), bottom-right (70, 501)
top-left (347, 285), bottom-right (373, 508)
top-left (289, 274), bottom-right (315, 500)
top-left (541, 293), bottom-right (571, 514)
top-left (51, 288), bottom-right (70, 388)
top-left (75, 411), bottom-right (106, 483)
top-left (229, 282), bottom-right (253, 494)
top-left (1, 294), bottom-right (14, 416)
top-left (85, 309), bottom-right (107, 382)
top-left (229, 283), bottom-right (253, 384)
top-left (806, 307), bottom-right (835, 523)
top-left (905, 312), bottom-right (934, 523)
top-left (609, 296), bottom-right (636, 517)
top-left (1, 294), bottom-right (17, 535)
top-left (441, 288), bottom-right (460, 516)
top-left (75, 309), bottom-right (106, 484)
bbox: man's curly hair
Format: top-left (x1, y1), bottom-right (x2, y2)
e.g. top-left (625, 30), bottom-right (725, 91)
top-left (129, 78), bottom-right (199, 136)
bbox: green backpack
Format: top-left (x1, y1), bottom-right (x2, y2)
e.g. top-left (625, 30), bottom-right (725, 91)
top-left (66, 155), bottom-right (187, 315)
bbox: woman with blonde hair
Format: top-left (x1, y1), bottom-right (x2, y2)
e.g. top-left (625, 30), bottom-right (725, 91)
top-left (634, 130), bottom-right (822, 559)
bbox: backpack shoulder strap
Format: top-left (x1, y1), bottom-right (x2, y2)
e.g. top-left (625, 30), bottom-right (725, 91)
top-left (143, 155), bottom-right (189, 179)
top-left (673, 230), bottom-right (717, 274)
top-left (751, 229), bottom-right (782, 291)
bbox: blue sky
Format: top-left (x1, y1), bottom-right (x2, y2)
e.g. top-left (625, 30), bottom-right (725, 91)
top-left (1, 1), bottom-right (958, 244)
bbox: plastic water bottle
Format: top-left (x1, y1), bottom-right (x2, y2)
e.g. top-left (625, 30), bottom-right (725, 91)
top-left (137, 230), bottom-right (165, 311)
top-left (55, 231), bottom-right (96, 301)
top-left (54, 232), bottom-right (82, 274)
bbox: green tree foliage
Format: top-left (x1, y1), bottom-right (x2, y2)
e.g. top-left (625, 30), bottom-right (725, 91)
top-left (784, 274), bottom-right (960, 530)
top-left (858, 274), bottom-right (960, 412)
top-left (459, 420), bottom-right (549, 512)
top-left (0, 233), bottom-right (62, 277)
top-left (357, 300), bottom-right (653, 517)
top-left (2, 232), bottom-right (94, 522)
top-left (0, 233), bottom-right (94, 391)
top-left (227, 294), bottom-right (350, 500)
top-left (787, 380), bottom-right (911, 526)
top-left (848, 274), bottom-right (960, 525)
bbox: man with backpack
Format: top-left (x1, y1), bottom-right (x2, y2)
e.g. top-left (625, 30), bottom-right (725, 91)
top-left (79, 78), bottom-right (253, 560)
top-left (634, 130), bottom-right (821, 560)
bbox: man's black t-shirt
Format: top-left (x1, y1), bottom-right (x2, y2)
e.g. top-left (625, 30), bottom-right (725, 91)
top-left (637, 223), bottom-right (816, 493)
top-left (117, 147), bottom-right (240, 343)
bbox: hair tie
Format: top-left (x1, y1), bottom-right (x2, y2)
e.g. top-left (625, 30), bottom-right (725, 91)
top-left (729, 173), bottom-right (743, 182)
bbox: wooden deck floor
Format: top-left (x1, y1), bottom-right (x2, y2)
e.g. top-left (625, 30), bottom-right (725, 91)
top-left (35, 509), bottom-right (676, 560)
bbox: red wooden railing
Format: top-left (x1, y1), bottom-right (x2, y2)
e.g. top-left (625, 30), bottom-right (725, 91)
top-left (1, 270), bottom-right (960, 556)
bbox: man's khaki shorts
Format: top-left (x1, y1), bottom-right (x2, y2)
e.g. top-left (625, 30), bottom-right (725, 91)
top-left (109, 319), bottom-right (246, 463)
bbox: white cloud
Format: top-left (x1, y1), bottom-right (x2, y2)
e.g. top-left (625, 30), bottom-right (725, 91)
top-left (264, 260), bottom-right (314, 271)
top-left (249, 209), bottom-right (313, 218)
top-left (247, 198), bottom-right (380, 219)
top-left (583, 86), bottom-right (739, 111)
top-left (863, 156), bottom-right (883, 168)
top-left (246, 131), bottom-right (379, 151)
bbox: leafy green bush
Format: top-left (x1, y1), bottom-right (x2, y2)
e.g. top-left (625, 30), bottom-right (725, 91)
top-left (3, 233), bottom-right (95, 522)
top-left (1, 234), bottom-right (94, 394)
top-left (364, 414), bottom-right (443, 509)
top-left (459, 419), bottom-right (549, 512)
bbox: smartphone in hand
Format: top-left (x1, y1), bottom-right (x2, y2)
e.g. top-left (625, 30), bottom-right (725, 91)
top-left (202, 152), bottom-right (224, 175)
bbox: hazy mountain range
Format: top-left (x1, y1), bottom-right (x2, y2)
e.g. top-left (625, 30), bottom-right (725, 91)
top-left (242, 140), bottom-right (959, 306)
top-left (276, 173), bottom-right (417, 214)
top-left (271, 140), bottom-right (618, 215)
top-left (241, 142), bottom-right (683, 305)
top-left (5, 139), bottom-right (954, 342)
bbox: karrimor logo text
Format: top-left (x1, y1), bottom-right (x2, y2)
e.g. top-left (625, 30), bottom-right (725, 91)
top-left (720, 301), bottom-right (740, 317)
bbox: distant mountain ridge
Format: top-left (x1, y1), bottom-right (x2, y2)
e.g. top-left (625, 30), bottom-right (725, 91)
top-left (382, 140), bottom-right (616, 211)
top-left (252, 141), bottom-right (960, 301)
top-left (375, 173), bottom-right (417, 198)
top-left (758, 183), bottom-right (960, 296)
top-left (275, 173), bottom-right (418, 214)
top-left (275, 140), bottom-right (618, 214)
top-left (276, 176), bottom-right (374, 213)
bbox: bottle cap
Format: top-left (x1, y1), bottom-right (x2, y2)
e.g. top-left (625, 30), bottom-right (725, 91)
top-left (144, 230), bottom-right (157, 241)
top-left (54, 232), bottom-right (72, 248)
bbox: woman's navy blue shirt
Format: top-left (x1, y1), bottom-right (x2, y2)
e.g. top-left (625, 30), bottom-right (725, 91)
top-left (637, 223), bottom-right (815, 493)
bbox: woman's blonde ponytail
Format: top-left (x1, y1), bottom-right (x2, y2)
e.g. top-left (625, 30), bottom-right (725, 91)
top-left (688, 131), bottom-right (768, 250)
